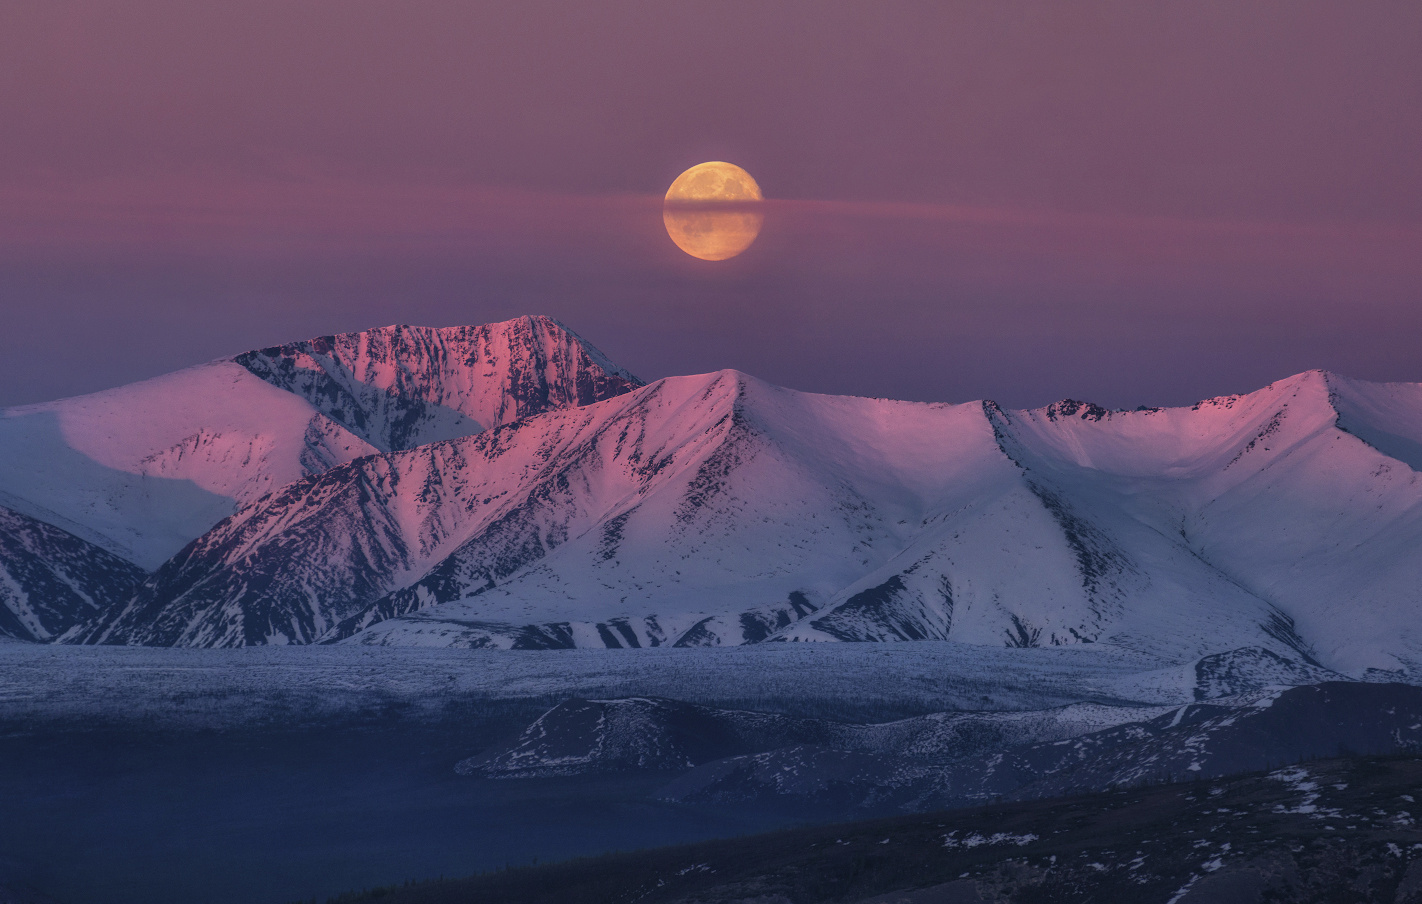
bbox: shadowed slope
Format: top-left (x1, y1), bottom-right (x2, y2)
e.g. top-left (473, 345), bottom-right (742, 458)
top-left (0, 505), bottom-right (146, 641)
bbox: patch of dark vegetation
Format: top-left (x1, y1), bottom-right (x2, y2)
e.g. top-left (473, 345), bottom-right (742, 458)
top-left (672, 617), bottom-right (719, 648)
top-left (509, 622), bottom-right (575, 650)
top-left (1194, 646), bottom-right (1339, 700)
top-left (787, 591), bottom-right (817, 619)
top-left (811, 577), bottom-right (934, 642)
top-left (594, 622), bottom-right (626, 648)
top-left (605, 618), bottom-right (642, 648)
top-left (1002, 613), bottom-right (1042, 649)
top-left (740, 593), bottom-right (820, 644)
top-left (318, 754), bottom-right (1422, 904)
top-left (739, 610), bottom-right (787, 644)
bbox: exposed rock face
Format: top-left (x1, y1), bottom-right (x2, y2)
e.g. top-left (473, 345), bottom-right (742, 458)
top-left (0, 315), bottom-right (639, 570)
top-left (1, 315), bottom-right (641, 639)
top-left (234, 315), bottom-right (642, 452)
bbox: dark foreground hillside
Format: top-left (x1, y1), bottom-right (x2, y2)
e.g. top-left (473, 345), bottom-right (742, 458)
top-left (326, 755), bottom-right (1422, 904)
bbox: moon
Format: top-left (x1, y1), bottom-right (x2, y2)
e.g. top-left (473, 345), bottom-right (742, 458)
top-left (663, 162), bottom-right (764, 261)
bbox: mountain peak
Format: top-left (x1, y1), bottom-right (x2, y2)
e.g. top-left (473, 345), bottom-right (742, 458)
top-left (233, 315), bottom-right (642, 452)
top-left (1039, 398), bottom-right (1114, 423)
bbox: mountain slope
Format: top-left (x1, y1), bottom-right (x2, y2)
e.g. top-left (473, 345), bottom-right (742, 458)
top-left (78, 368), bottom-right (1418, 666)
top-left (767, 370), bottom-right (1422, 675)
top-left (64, 359), bottom-right (1422, 669)
top-left (0, 505), bottom-right (146, 641)
top-left (0, 316), bottom-right (639, 569)
top-left (0, 362), bottom-right (379, 569)
top-left (91, 370), bottom-right (1004, 646)
top-left (969, 370), bottom-right (1422, 674)
top-left (341, 371), bottom-right (1061, 650)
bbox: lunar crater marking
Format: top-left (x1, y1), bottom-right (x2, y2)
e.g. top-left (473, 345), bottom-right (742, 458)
top-left (663, 161), bottom-right (764, 261)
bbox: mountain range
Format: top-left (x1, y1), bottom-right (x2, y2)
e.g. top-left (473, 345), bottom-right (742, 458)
top-left (1, 315), bottom-right (1418, 675)
top-left (0, 315), bottom-right (638, 641)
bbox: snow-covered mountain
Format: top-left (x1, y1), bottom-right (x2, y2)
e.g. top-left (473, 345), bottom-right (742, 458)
top-left (0, 504), bottom-right (146, 642)
top-left (77, 366), bottom-right (1422, 675)
top-left (233, 316), bottom-right (640, 453)
top-left (970, 370), bottom-right (1422, 675)
top-left (0, 316), bottom-right (639, 568)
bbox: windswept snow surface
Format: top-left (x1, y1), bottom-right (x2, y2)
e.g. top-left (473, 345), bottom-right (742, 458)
top-left (82, 367), bottom-right (1422, 677)
top-left (0, 316), bottom-right (639, 569)
top-left (0, 362), bottom-right (378, 568)
top-left (0, 642), bottom-right (1190, 729)
top-left (983, 371), bottom-right (1422, 674)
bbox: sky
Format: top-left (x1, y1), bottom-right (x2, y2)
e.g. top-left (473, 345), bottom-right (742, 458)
top-left (1, 1), bottom-right (1420, 410)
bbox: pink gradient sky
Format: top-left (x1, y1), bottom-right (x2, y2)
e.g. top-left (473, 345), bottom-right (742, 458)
top-left (1, 2), bottom-right (1420, 409)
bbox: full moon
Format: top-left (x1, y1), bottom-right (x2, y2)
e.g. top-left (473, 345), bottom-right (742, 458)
top-left (663, 162), bottom-right (764, 261)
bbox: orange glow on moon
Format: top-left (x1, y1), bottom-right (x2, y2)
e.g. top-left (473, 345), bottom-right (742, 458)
top-left (663, 162), bottom-right (764, 261)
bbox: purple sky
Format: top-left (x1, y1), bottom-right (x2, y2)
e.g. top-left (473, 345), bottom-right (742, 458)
top-left (2, 2), bottom-right (1420, 409)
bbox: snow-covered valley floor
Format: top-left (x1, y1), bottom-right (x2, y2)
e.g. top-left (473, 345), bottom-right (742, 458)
top-left (0, 640), bottom-right (1192, 729)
